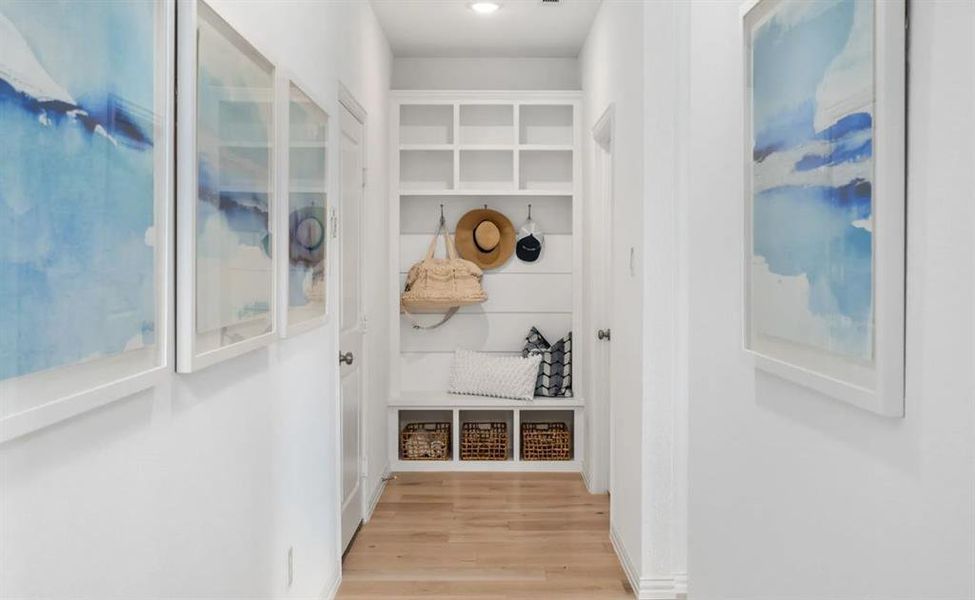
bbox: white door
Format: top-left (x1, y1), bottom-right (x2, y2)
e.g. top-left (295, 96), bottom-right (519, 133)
top-left (339, 102), bottom-right (365, 553)
top-left (590, 109), bottom-right (614, 493)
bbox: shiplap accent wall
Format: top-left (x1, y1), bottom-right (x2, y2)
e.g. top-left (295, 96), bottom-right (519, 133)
top-left (399, 198), bottom-right (573, 391)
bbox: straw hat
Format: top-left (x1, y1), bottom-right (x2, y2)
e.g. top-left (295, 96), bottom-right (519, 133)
top-left (455, 208), bottom-right (515, 270)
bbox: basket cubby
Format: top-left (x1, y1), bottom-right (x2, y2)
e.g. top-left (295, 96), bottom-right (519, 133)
top-left (398, 409), bottom-right (453, 461)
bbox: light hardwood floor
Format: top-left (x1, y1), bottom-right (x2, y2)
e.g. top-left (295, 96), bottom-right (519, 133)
top-left (337, 472), bottom-right (632, 599)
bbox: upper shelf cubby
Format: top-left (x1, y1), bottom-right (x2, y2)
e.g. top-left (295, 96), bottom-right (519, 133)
top-left (400, 149), bottom-right (453, 191)
top-left (520, 150), bottom-right (572, 192)
top-left (459, 104), bottom-right (514, 146)
top-left (400, 104), bottom-right (454, 145)
top-left (459, 150), bottom-right (513, 190)
top-left (519, 105), bottom-right (574, 146)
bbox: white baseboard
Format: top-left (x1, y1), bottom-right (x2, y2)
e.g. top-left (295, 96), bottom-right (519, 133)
top-left (581, 465), bottom-right (594, 492)
top-left (581, 459), bottom-right (608, 494)
top-left (638, 576), bottom-right (685, 600)
top-left (673, 572), bottom-right (688, 595)
top-left (320, 570), bottom-right (342, 600)
top-left (609, 526), bottom-right (685, 600)
top-left (610, 524), bottom-right (641, 597)
top-left (363, 463), bottom-right (390, 522)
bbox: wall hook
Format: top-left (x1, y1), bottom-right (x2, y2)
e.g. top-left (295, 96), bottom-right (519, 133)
top-left (528, 203), bottom-right (532, 220)
top-left (439, 203), bottom-right (445, 227)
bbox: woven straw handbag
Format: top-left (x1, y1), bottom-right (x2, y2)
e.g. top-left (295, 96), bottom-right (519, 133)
top-left (401, 220), bottom-right (487, 329)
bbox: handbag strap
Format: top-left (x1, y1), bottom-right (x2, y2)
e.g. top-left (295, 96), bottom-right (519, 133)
top-left (401, 306), bottom-right (459, 330)
top-left (424, 221), bottom-right (458, 261)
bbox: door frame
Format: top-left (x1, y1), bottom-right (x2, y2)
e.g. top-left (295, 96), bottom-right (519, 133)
top-left (337, 82), bottom-right (367, 556)
top-left (588, 104), bottom-right (614, 495)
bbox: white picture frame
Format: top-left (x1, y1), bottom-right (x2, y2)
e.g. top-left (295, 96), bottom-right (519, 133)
top-left (176, 0), bottom-right (279, 372)
top-left (276, 73), bottom-right (331, 338)
top-left (741, 0), bottom-right (906, 416)
top-left (0, 0), bottom-right (176, 442)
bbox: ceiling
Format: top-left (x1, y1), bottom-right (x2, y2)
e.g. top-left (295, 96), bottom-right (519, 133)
top-left (370, 0), bottom-right (603, 58)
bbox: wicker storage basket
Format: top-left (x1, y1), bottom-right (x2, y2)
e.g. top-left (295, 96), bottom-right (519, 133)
top-left (460, 422), bottom-right (509, 461)
top-left (400, 422), bottom-right (451, 460)
top-left (521, 422), bottom-right (572, 461)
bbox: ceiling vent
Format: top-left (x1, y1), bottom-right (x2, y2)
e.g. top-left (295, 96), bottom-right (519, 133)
top-left (540, 0), bottom-right (561, 3)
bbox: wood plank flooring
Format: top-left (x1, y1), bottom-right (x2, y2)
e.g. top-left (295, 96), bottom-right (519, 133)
top-left (337, 472), bottom-right (632, 599)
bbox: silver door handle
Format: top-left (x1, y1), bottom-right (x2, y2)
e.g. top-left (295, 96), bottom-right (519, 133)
top-left (339, 351), bottom-right (354, 365)
top-left (597, 329), bottom-right (611, 341)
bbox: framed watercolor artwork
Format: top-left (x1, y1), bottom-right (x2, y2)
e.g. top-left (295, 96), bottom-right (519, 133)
top-left (277, 77), bottom-right (330, 337)
top-left (0, 0), bottom-right (175, 441)
top-left (177, 0), bottom-right (278, 372)
top-left (741, 0), bottom-right (906, 416)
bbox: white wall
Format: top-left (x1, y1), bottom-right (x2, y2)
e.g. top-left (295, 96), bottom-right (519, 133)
top-left (392, 57), bottom-right (579, 90)
top-left (579, 0), bottom-right (652, 588)
top-left (0, 2), bottom-right (391, 598)
top-left (581, 2), bottom-right (689, 595)
top-left (685, 2), bottom-right (975, 599)
top-left (640, 0), bottom-right (689, 593)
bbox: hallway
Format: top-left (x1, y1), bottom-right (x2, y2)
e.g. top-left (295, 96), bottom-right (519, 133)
top-left (338, 473), bottom-right (631, 599)
top-left (3, 2), bottom-right (974, 599)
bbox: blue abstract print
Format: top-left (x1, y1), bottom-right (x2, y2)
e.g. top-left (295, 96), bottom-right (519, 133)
top-left (0, 1), bottom-right (157, 380)
top-left (195, 8), bottom-right (274, 337)
top-left (750, 0), bottom-right (874, 361)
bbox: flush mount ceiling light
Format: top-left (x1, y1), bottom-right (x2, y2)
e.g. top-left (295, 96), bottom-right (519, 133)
top-left (469, 1), bottom-right (501, 15)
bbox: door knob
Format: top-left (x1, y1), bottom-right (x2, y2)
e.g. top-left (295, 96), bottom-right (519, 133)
top-left (339, 351), bottom-right (354, 365)
top-left (597, 329), bottom-right (611, 341)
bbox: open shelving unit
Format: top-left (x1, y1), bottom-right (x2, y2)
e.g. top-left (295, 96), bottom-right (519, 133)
top-left (389, 393), bottom-right (582, 472)
top-left (389, 91), bottom-right (583, 472)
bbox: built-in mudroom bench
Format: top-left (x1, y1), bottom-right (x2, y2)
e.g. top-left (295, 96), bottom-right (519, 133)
top-left (388, 90), bottom-right (583, 473)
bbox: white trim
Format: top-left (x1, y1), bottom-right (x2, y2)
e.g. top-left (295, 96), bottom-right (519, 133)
top-left (610, 526), bottom-right (684, 600)
top-left (274, 71), bottom-right (291, 339)
top-left (592, 103), bottom-right (615, 148)
top-left (387, 99), bottom-right (402, 401)
top-left (580, 465), bottom-right (595, 493)
top-left (637, 577), bottom-right (684, 600)
top-left (391, 392), bottom-right (584, 408)
top-left (331, 336), bottom-right (345, 578)
top-left (174, 0), bottom-right (197, 374)
top-left (0, 366), bottom-right (169, 443)
top-left (337, 86), bottom-right (368, 554)
top-left (395, 189), bottom-right (573, 197)
top-left (587, 102), bottom-right (615, 495)
top-left (338, 82), bottom-right (367, 123)
top-left (392, 89), bottom-right (582, 103)
top-left (610, 525), bottom-right (639, 597)
top-left (319, 570), bottom-right (342, 600)
top-left (391, 459), bottom-right (581, 473)
top-left (673, 573), bottom-right (688, 595)
top-left (671, 0), bottom-right (692, 589)
top-left (363, 464), bottom-right (390, 522)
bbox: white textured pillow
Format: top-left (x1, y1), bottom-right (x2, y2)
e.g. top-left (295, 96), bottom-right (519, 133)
top-left (448, 349), bottom-right (542, 401)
